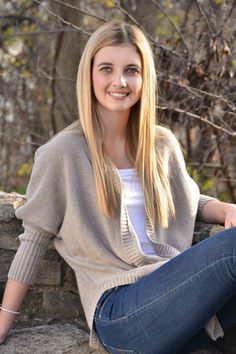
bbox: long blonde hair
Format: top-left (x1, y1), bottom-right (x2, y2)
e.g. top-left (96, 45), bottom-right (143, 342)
top-left (77, 21), bottom-right (175, 228)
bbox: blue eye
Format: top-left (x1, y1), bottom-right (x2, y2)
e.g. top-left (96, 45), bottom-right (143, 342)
top-left (100, 66), bottom-right (112, 72)
top-left (126, 67), bottom-right (140, 74)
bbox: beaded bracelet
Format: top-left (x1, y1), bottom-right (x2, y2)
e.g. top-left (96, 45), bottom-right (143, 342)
top-left (0, 305), bottom-right (20, 315)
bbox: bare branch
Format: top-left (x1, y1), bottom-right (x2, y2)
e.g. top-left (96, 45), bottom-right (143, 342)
top-left (0, 133), bottom-right (42, 147)
top-left (49, 0), bottom-right (106, 23)
top-left (149, 0), bottom-right (189, 53)
top-left (113, 0), bottom-right (140, 26)
top-left (225, 0), bottom-right (236, 20)
top-left (195, 0), bottom-right (215, 34)
top-left (213, 0), bottom-right (236, 39)
top-left (113, 0), bottom-right (185, 59)
top-left (0, 14), bottom-right (41, 23)
top-left (158, 75), bottom-right (236, 112)
top-left (188, 162), bottom-right (223, 169)
top-left (37, 67), bottom-right (76, 83)
top-left (0, 28), bottom-right (79, 40)
top-left (33, 0), bottom-right (92, 36)
top-left (157, 105), bottom-right (236, 137)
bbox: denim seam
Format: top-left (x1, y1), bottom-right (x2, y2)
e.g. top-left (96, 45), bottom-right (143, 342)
top-left (102, 342), bottom-right (139, 353)
top-left (96, 255), bottom-right (236, 324)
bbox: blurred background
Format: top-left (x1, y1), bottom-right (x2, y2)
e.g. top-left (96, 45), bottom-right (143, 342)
top-left (0, 0), bottom-right (236, 202)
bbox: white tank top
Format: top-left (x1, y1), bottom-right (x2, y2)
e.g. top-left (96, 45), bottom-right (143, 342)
top-left (118, 168), bottom-right (156, 256)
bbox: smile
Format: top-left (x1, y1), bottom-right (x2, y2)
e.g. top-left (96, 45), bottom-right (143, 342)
top-left (108, 92), bottom-right (129, 97)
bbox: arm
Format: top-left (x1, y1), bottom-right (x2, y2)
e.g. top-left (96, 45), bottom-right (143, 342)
top-left (202, 199), bottom-right (236, 229)
top-left (0, 279), bottom-right (29, 343)
top-left (0, 140), bottom-right (66, 343)
top-left (157, 127), bottom-right (236, 230)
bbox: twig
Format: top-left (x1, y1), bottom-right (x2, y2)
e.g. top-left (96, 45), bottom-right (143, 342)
top-left (157, 105), bottom-right (236, 137)
top-left (158, 75), bottom-right (236, 112)
top-left (0, 14), bottom-right (43, 24)
top-left (213, 0), bottom-right (236, 39)
top-left (0, 28), bottom-right (79, 40)
top-left (0, 133), bottom-right (42, 146)
top-left (113, 0), bottom-right (185, 59)
top-left (149, 0), bottom-right (189, 53)
top-left (33, 0), bottom-right (92, 37)
top-left (49, 0), bottom-right (106, 23)
top-left (37, 67), bottom-right (76, 83)
top-left (188, 162), bottom-right (223, 169)
top-left (195, 0), bottom-right (215, 34)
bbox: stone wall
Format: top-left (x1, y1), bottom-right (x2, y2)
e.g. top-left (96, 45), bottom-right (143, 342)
top-left (0, 192), bottom-right (235, 354)
top-left (0, 193), bottom-right (84, 327)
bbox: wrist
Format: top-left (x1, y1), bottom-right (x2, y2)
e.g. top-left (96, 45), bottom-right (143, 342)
top-left (214, 201), bottom-right (227, 223)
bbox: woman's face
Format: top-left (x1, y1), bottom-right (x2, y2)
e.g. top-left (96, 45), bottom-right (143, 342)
top-left (92, 44), bottom-right (142, 116)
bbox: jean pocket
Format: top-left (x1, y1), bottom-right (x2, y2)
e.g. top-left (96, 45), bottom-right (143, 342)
top-left (103, 343), bottom-right (138, 354)
top-left (95, 287), bottom-right (119, 319)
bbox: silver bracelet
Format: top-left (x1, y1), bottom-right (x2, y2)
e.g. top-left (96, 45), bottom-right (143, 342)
top-left (0, 305), bottom-right (20, 315)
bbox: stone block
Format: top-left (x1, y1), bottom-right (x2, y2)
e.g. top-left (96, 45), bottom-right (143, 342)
top-left (42, 289), bottom-right (84, 319)
top-left (0, 250), bottom-right (15, 282)
top-left (61, 263), bottom-right (78, 292)
top-left (36, 259), bottom-right (61, 286)
top-left (0, 233), bottom-right (20, 251)
top-left (0, 204), bottom-right (15, 223)
top-left (16, 288), bottom-right (44, 322)
top-left (210, 224), bottom-right (225, 236)
top-left (0, 251), bottom-right (61, 286)
top-left (192, 221), bottom-right (213, 244)
top-left (0, 192), bottom-right (26, 209)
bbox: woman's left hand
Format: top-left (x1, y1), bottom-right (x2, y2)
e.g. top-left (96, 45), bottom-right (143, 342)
top-left (223, 202), bottom-right (236, 229)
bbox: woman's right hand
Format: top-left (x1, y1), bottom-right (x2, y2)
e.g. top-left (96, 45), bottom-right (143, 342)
top-left (0, 309), bottom-right (15, 344)
top-left (0, 279), bottom-right (30, 345)
top-left (0, 332), bottom-right (7, 344)
top-left (0, 314), bottom-right (10, 344)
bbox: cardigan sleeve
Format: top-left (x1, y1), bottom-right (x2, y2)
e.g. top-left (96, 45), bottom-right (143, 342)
top-left (166, 130), bottom-right (218, 222)
top-left (196, 194), bottom-right (218, 221)
top-left (166, 131), bottom-right (218, 222)
top-left (156, 126), bottom-right (218, 223)
top-left (8, 141), bottom-right (67, 285)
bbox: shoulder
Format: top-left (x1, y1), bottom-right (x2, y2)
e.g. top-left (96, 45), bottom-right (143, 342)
top-left (35, 122), bottom-right (88, 162)
top-left (155, 125), bottom-right (187, 168)
top-left (155, 125), bottom-right (180, 150)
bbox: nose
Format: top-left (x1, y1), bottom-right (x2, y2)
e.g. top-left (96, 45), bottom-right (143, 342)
top-left (112, 72), bottom-right (127, 88)
top-left (120, 76), bottom-right (127, 87)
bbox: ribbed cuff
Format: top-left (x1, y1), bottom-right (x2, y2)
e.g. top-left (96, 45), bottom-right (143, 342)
top-left (8, 229), bottom-right (52, 285)
top-left (197, 194), bottom-right (217, 221)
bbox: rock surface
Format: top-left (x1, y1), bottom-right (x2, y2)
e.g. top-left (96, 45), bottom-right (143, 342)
top-left (0, 193), bottom-right (235, 354)
top-left (0, 323), bottom-right (106, 354)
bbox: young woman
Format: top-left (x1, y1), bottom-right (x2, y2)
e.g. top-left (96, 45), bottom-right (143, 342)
top-left (1, 21), bottom-right (236, 354)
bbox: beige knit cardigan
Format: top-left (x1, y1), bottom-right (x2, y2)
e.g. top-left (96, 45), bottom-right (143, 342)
top-left (8, 124), bottom-right (222, 348)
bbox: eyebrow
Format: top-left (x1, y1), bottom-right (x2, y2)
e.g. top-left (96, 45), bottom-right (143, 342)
top-left (96, 62), bottom-right (142, 69)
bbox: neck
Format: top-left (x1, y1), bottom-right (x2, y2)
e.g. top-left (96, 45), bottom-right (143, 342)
top-left (96, 104), bottom-right (130, 145)
top-left (95, 104), bottom-right (134, 168)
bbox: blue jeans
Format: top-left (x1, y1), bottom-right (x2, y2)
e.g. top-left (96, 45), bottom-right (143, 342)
top-left (94, 227), bottom-right (236, 354)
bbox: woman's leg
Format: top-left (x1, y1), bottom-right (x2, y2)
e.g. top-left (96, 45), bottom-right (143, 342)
top-left (177, 293), bottom-right (236, 353)
top-left (94, 227), bottom-right (236, 354)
